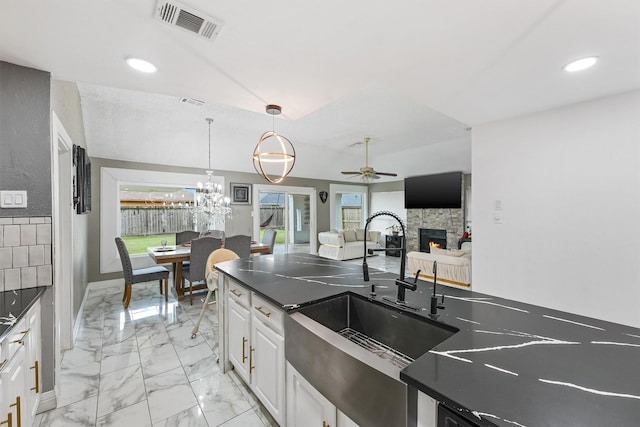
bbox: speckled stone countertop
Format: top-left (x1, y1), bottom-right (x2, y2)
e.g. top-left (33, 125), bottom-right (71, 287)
top-left (0, 287), bottom-right (46, 342)
top-left (216, 254), bottom-right (640, 427)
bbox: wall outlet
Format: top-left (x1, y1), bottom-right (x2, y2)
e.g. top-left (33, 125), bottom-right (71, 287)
top-left (0, 190), bottom-right (28, 208)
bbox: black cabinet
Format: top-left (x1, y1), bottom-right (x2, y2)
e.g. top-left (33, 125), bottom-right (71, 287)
top-left (385, 235), bottom-right (403, 257)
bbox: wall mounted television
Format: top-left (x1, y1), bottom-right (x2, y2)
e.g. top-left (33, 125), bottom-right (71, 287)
top-left (404, 172), bottom-right (462, 209)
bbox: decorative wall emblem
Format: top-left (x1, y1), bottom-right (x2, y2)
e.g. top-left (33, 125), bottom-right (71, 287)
top-left (319, 191), bottom-right (328, 204)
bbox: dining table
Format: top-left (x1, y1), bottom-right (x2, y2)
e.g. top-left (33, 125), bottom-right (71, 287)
top-left (147, 242), bottom-right (272, 300)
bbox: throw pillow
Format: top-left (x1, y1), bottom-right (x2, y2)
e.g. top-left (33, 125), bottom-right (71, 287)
top-left (446, 250), bottom-right (465, 257)
top-left (355, 229), bottom-right (366, 241)
top-left (430, 247), bottom-right (448, 255)
top-left (343, 229), bottom-right (357, 242)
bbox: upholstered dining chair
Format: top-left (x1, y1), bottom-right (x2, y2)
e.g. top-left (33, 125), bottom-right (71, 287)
top-left (115, 237), bottom-right (170, 309)
top-left (176, 230), bottom-right (200, 245)
top-left (182, 236), bottom-right (223, 304)
top-left (261, 229), bottom-right (277, 254)
top-left (223, 235), bottom-right (251, 258)
top-left (200, 229), bottom-right (225, 240)
top-left (190, 248), bottom-right (239, 338)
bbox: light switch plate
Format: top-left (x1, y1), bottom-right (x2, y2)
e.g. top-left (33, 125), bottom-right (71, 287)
top-left (0, 191), bottom-right (28, 208)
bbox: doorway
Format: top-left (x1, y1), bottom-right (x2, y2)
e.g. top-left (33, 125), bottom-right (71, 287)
top-left (51, 113), bottom-right (74, 378)
top-left (253, 185), bottom-right (316, 254)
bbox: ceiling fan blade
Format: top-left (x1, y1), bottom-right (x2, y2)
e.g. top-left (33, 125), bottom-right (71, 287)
top-left (341, 171), bottom-right (361, 175)
top-left (375, 172), bottom-right (398, 177)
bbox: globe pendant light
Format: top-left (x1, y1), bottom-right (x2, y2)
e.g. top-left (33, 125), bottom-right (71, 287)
top-left (253, 104), bottom-right (296, 183)
top-left (192, 118), bottom-right (231, 230)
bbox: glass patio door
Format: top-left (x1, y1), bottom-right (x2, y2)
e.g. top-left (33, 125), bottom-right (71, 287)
top-left (253, 185), bottom-right (316, 254)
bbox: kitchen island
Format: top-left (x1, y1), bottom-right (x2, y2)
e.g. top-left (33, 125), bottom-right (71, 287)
top-left (215, 253), bottom-right (640, 427)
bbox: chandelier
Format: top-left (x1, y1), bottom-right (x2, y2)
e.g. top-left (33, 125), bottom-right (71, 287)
top-left (253, 104), bottom-right (296, 183)
top-left (192, 118), bottom-right (231, 230)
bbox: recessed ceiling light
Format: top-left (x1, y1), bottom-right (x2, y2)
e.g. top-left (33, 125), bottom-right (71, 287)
top-left (126, 57), bottom-right (157, 73)
top-left (564, 56), bottom-right (599, 72)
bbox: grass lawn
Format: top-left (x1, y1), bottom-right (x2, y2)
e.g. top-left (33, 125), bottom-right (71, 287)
top-left (122, 233), bottom-right (176, 255)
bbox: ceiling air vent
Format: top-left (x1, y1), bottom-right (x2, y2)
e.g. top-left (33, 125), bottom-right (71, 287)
top-left (155, 0), bottom-right (224, 41)
top-left (178, 97), bottom-right (205, 107)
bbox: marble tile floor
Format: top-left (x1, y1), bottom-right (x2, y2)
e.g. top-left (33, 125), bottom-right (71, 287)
top-left (35, 254), bottom-right (400, 427)
top-left (35, 280), bottom-right (278, 427)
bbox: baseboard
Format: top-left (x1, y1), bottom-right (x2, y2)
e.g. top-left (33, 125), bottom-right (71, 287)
top-left (37, 390), bottom-right (57, 413)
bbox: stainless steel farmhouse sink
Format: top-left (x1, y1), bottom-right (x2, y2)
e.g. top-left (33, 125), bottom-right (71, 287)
top-left (285, 292), bottom-right (458, 427)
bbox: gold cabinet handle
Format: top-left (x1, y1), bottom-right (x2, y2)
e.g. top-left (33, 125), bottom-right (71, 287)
top-left (30, 360), bottom-right (39, 393)
top-left (230, 289), bottom-right (242, 297)
top-left (323, 422), bottom-right (330, 427)
top-left (249, 346), bottom-right (255, 374)
top-left (11, 329), bottom-right (30, 345)
top-left (241, 337), bottom-right (247, 363)
top-left (0, 359), bottom-right (7, 371)
top-left (0, 412), bottom-right (12, 427)
top-left (255, 306), bottom-right (271, 318)
top-left (9, 397), bottom-right (20, 427)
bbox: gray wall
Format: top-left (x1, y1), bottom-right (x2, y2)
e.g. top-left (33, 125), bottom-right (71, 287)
top-left (88, 157), bottom-right (334, 283)
top-left (0, 61), bottom-right (55, 393)
top-left (0, 61), bottom-right (52, 216)
top-left (51, 79), bottom-right (90, 318)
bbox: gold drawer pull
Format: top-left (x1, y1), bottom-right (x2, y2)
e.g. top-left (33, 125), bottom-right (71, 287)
top-left (323, 422), bottom-right (330, 427)
top-left (230, 289), bottom-right (243, 297)
top-left (30, 360), bottom-right (40, 393)
top-left (0, 412), bottom-right (12, 427)
top-left (255, 306), bottom-right (271, 318)
top-left (11, 329), bottom-right (30, 345)
top-left (242, 337), bottom-right (247, 363)
top-left (0, 359), bottom-right (7, 371)
top-left (249, 346), bottom-right (255, 374)
top-left (9, 397), bottom-right (20, 427)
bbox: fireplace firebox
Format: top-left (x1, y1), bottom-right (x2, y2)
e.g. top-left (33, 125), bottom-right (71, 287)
top-left (419, 228), bottom-right (447, 253)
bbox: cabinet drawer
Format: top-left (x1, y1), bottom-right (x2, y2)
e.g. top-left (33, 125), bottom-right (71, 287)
top-left (252, 293), bottom-right (283, 334)
top-left (228, 281), bottom-right (250, 308)
top-left (1, 317), bottom-right (28, 368)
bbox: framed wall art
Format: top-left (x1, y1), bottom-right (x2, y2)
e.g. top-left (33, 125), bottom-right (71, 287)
top-left (230, 183), bottom-right (252, 205)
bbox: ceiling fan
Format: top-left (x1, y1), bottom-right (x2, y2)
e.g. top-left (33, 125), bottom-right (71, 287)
top-left (341, 137), bottom-right (398, 181)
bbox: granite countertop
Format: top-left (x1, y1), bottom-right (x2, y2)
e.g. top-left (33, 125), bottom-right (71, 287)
top-left (0, 287), bottom-right (47, 342)
top-left (216, 254), bottom-right (640, 427)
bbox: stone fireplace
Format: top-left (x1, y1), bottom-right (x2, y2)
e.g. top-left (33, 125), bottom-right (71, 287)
top-left (419, 228), bottom-right (447, 252)
top-left (406, 208), bottom-right (464, 252)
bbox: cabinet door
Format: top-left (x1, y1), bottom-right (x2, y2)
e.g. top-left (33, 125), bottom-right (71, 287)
top-left (24, 300), bottom-right (41, 422)
top-left (1, 345), bottom-right (26, 427)
top-left (286, 363), bottom-right (337, 427)
top-left (228, 298), bottom-right (251, 383)
top-left (251, 315), bottom-right (284, 425)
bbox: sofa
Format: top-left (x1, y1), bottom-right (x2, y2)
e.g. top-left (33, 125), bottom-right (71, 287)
top-left (318, 229), bottom-right (381, 260)
top-left (407, 243), bottom-right (471, 288)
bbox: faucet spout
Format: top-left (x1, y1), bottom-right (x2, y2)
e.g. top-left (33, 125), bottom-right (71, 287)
top-left (363, 211), bottom-right (416, 303)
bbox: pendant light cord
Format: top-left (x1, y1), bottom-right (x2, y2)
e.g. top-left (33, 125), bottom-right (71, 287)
top-left (206, 118), bottom-right (214, 170)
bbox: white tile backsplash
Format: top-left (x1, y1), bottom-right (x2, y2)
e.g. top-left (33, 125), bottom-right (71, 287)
top-left (1, 217), bottom-right (52, 289)
top-left (21, 224), bottom-right (37, 245)
top-left (36, 223), bottom-right (52, 244)
top-left (4, 225), bottom-right (20, 246)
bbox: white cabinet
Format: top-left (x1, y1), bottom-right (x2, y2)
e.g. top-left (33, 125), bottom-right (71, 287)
top-left (228, 297), bottom-right (250, 383)
top-left (251, 312), bottom-right (284, 422)
top-left (226, 281), bottom-right (285, 425)
top-left (286, 363), bottom-right (359, 427)
top-left (0, 299), bottom-right (41, 427)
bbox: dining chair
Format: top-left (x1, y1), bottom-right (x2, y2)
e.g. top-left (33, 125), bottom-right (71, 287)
top-left (182, 236), bottom-right (223, 304)
top-left (261, 228), bottom-right (277, 254)
top-left (115, 237), bottom-right (170, 309)
top-left (200, 229), bottom-right (225, 240)
top-left (223, 235), bottom-right (251, 258)
top-left (190, 248), bottom-right (239, 338)
top-left (176, 230), bottom-right (200, 245)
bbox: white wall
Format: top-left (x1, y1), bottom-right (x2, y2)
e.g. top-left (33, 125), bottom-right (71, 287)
top-left (370, 190), bottom-right (406, 236)
top-left (472, 90), bottom-right (640, 328)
